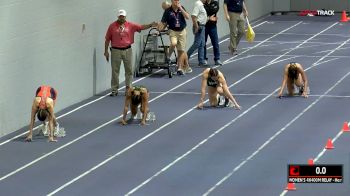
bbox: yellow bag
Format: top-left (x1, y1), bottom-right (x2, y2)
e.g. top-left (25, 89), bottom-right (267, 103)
top-left (245, 17), bottom-right (255, 43)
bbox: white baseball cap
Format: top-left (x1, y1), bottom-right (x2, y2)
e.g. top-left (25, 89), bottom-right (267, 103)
top-left (118, 9), bottom-right (127, 16)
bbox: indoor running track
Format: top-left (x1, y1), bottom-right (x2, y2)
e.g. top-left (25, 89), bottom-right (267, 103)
top-left (1, 15), bottom-right (350, 196)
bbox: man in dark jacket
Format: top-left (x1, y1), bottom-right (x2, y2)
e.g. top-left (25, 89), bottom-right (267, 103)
top-left (204, 0), bottom-right (222, 65)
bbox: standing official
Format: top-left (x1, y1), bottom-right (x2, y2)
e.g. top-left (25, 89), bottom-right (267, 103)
top-left (204, 0), bottom-right (222, 65)
top-left (223, 0), bottom-right (248, 55)
top-left (187, 0), bottom-right (208, 67)
top-left (159, 0), bottom-right (190, 74)
top-left (104, 9), bottom-right (156, 96)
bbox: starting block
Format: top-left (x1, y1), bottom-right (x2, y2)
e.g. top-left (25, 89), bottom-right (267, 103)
top-left (134, 111), bottom-right (156, 122)
top-left (39, 122), bottom-right (66, 137)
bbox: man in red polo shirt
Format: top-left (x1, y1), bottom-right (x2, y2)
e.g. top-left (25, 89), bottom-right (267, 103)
top-left (104, 9), bottom-right (157, 96)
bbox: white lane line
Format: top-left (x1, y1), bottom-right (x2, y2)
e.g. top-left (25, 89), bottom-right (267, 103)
top-left (314, 46), bottom-right (349, 54)
top-left (46, 56), bottom-right (260, 196)
top-left (314, 129), bottom-right (345, 162)
top-left (46, 22), bottom-right (299, 195)
top-left (340, 46), bottom-right (350, 50)
top-left (307, 38), bottom-right (350, 68)
top-left (0, 66), bottom-right (204, 182)
top-left (252, 40), bottom-right (343, 45)
top-left (0, 73), bottom-right (160, 147)
top-left (279, 37), bottom-right (350, 196)
top-left (206, 71), bottom-right (350, 196)
top-left (279, 87), bottom-right (350, 196)
top-left (188, 20), bottom-right (268, 60)
top-left (224, 22), bottom-right (303, 64)
top-left (280, 43), bottom-right (334, 51)
top-left (313, 58), bottom-right (339, 66)
top-left (267, 22), bottom-right (338, 65)
top-left (126, 87), bottom-right (280, 196)
top-left (147, 92), bottom-right (350, 98)
top-left (313, 49), bottom-right (334, 54)
top-left (124, 22), bottom-right (338, 195)
top-left (247, 54), bottom-right (350, 58)
top-left (256, 32), bottom-right (350, 37)
top-left (0, 18), bottom-right (269, 146)
top-left (0, 67), bottom-right (210, 183)
top-left (2, 30), bottom-right (269, 184)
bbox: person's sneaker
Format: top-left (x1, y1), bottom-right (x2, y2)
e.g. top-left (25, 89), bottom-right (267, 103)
top-left (227, 101), bottom-right (235, 108)
top-left (228, 46), bottom-right (238, 55)
top-left (166, 57), bottom-right (171, 65)
top-left (54, 123), bottom-right (60, 136)
top-left (219, 96), bottom-right (225, 106)
top-left (185, 67), bottom-right (192, 73)
top-left (215, 60), bottom-right (223, 66)
top-left (42, 122), bottom-right (49, 136)
top-left (216, 94), bottom-right (221, 106)
top-left (298, 85), bottom-right (310, 95)
top-left (110, 91), bottom-right (118, 97)
top-left (224, 97), bottom-right (230, 107)
top-left (298, 86), bottom-right (304, 95)
top-left (177, 69), bottom-right (184, 75)
top-left (198, 60), bottom-right (208, 67)
top-left (232, 49), bottom-right (238, 55)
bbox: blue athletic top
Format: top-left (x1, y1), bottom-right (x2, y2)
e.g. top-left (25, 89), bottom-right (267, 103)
top-left (224, 0), bottom-right (244, 13)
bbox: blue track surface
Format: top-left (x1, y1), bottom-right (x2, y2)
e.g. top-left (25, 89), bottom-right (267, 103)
top-left (1, 15), bottom-right (350, 196)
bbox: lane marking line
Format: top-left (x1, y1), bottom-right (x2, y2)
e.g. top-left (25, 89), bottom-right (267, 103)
top-left (0, 17), bottom-right (269, 147)
top-left (46, 22), bottom-right (303, 195)
top-left (125, 22), bottom-right (340, 195)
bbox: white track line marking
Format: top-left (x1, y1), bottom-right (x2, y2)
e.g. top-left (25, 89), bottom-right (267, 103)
top-left (281, 43), bottom-right (336, 51)
top-left (0, 73), bottom-right (161, 147)
top-left (126, 89), bottom-right (280, 196)
top-left (279, 92), bottom-right (350, 196)
top-left (2, 20), bottom-right (273, 184)
top-left (0, 67), bottom-right (204, 182)
top-left (188, 20), bottom-right (268, 60)
top-left (0, 18), bottom-right (270, 147)
top-left (314, 46), bottom-right (349, 54)
top-left (125, 22), bottom-right (339, 195)
top-left (279, 36), bottom-right (350, 196)
top-left (247, 54), bottom-right (350, 58)
top-left (252, 40), bottom-right (343, 45)
top-left (47, 56), bottom-right (264, 196)
top-left (146, 91), bottom-right (350, 98)
top-left (340, 46), bottom-right (350, 50)
top-left (207, 71), bottom-right (350, 196)
top-left (313, 58), bottom-right (339, 66)
top-left (256, 32), bottom-right (350, 37)
top-left (46, 22), bottom-right (301, 195)
top-left (224, 22), bottom-right (303, 64)
top-left (314, 129), bottom-right (345, 162)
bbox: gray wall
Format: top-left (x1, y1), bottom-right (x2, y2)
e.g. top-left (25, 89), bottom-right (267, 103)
top-left (0, 0), bottom-right (284, 137)
top-left (291, 0), bottom-right (350, 11)
top-left (273, 0), bottom-right (290, 11)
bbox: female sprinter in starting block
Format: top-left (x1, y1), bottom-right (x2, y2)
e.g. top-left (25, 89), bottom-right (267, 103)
top-left (277, 62), bottom-right (309, 98)
top-left (25, 85), bottom-right (58, 142)
top-left (120, 85), bottom-right (150, 125)
top-left (197, 68), bottom-right (241, 110)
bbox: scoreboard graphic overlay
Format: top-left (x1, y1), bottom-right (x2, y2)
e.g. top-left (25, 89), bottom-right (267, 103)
top-left (288, 164), bottom-right (343, 183)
